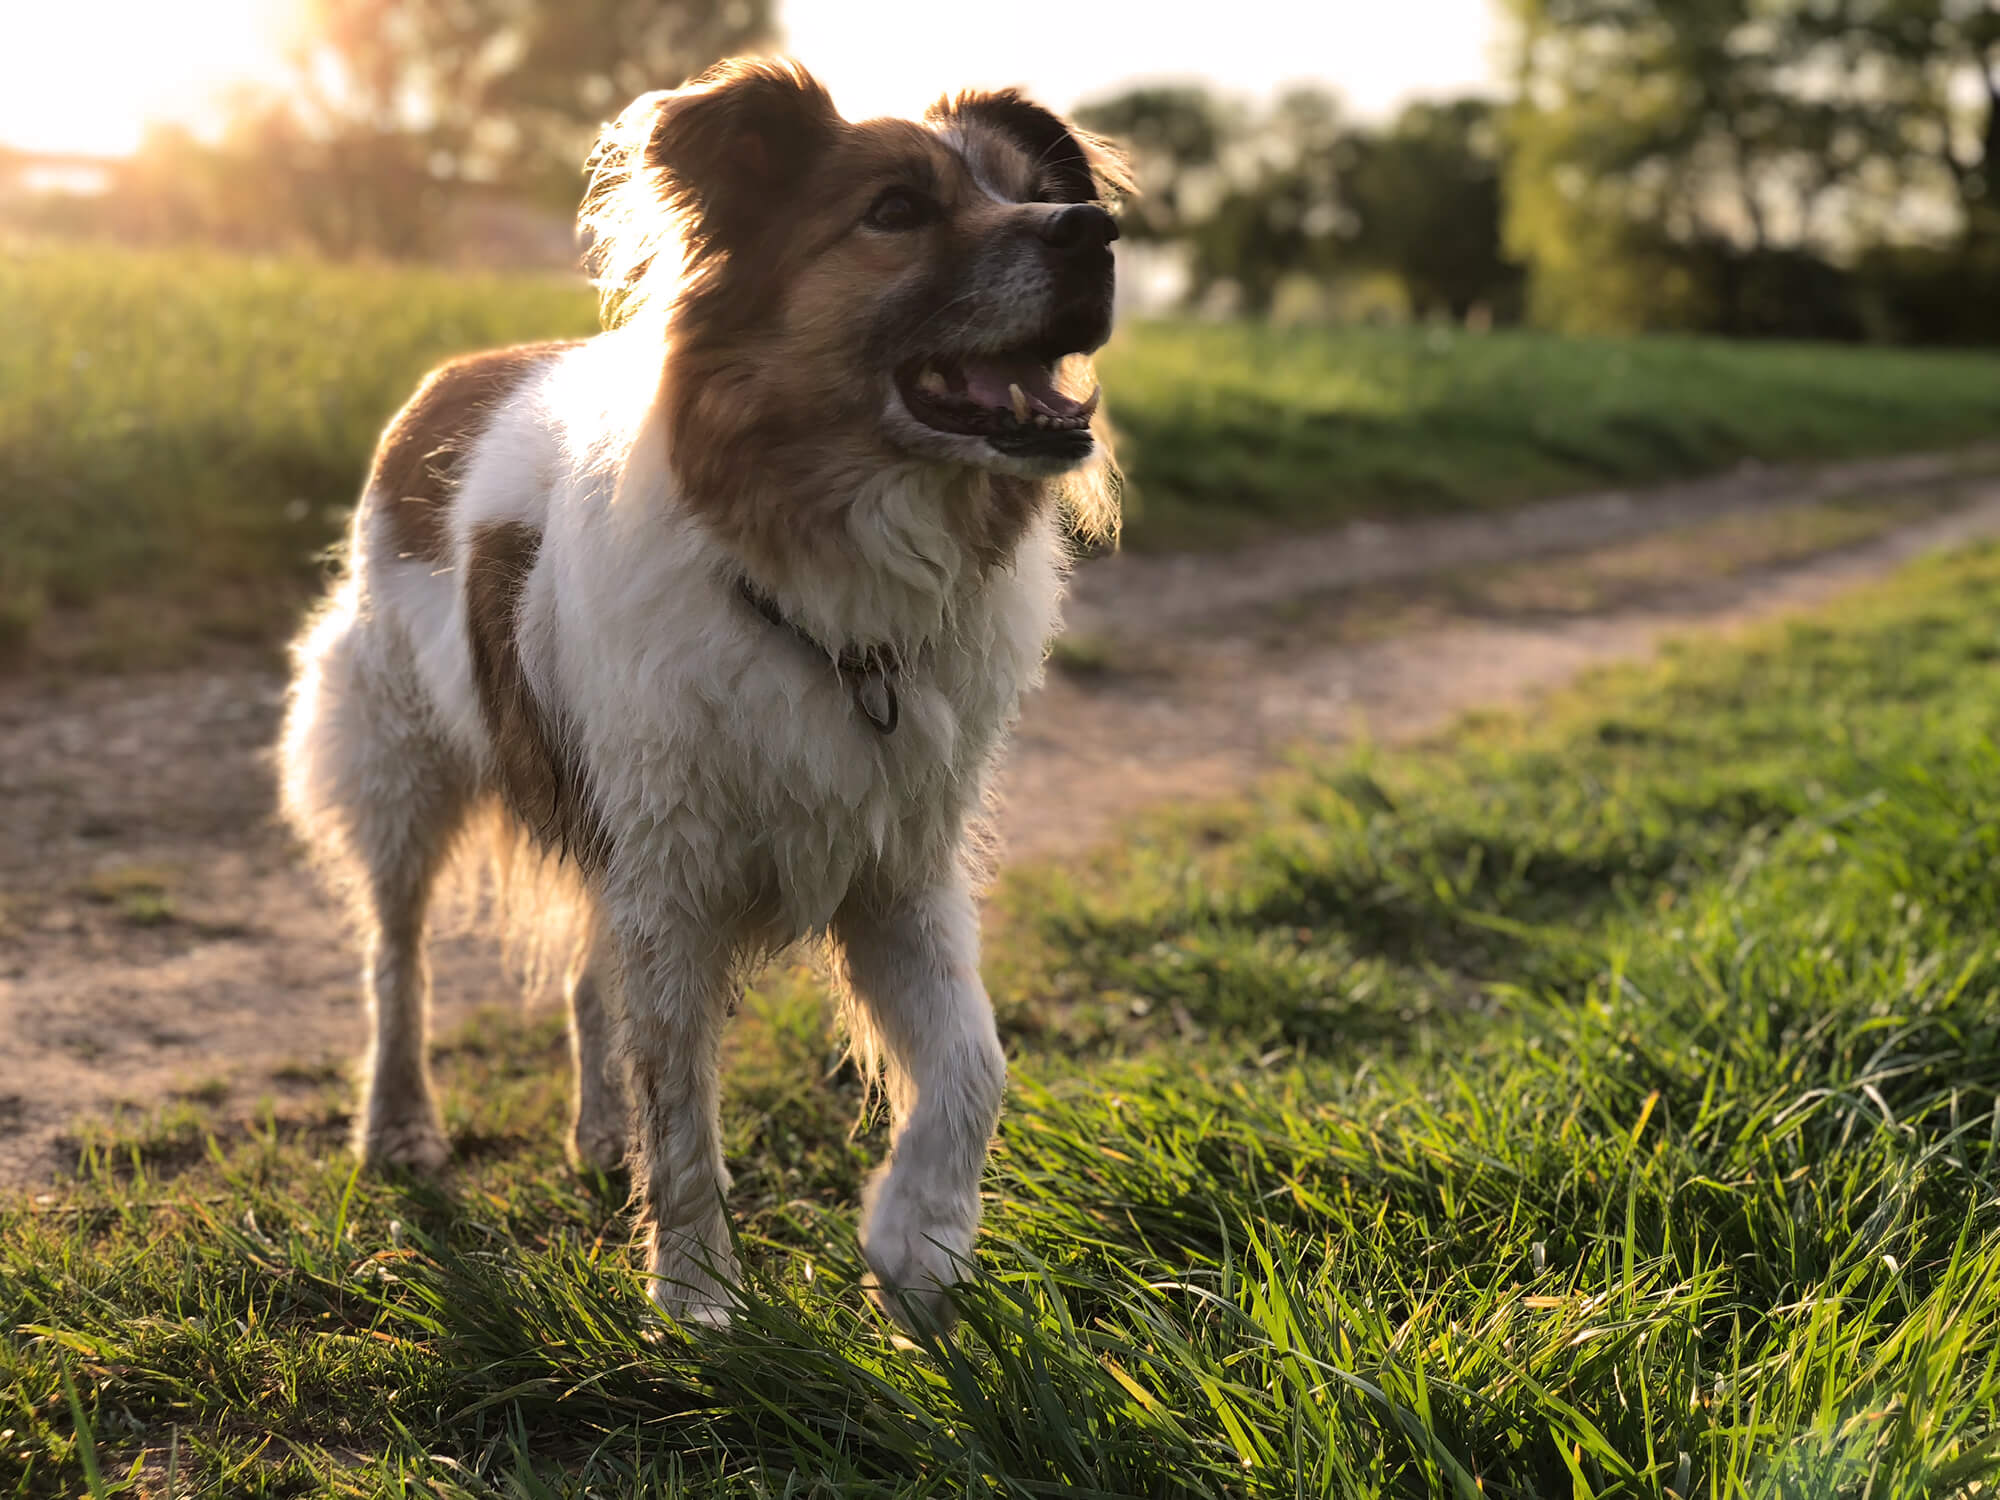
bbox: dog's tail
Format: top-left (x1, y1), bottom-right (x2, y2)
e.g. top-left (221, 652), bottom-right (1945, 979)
top-left (438, 800), bottom-right (597, 1004)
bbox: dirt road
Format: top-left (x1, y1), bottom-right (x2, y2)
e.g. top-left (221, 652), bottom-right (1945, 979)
top-left (4, 448), bottom-right (1997, 1185)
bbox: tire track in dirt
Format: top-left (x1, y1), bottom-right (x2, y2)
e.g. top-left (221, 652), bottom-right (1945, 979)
top-left (1004, 454), bottom-right (2000, 859)
top-left (3, 449), bottom-right (1996, 1185)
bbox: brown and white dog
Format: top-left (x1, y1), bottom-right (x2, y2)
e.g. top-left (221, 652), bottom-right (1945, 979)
top-left (278, 58), bottom-right (1127, 1331)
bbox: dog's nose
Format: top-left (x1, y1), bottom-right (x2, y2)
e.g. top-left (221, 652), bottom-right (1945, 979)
top-left (1040, 203), bottom-right (1119, 254)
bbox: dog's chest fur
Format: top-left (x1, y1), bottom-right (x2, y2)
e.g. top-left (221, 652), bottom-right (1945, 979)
top-left (545, 514), bottom-right (1059, 940)
top-left (409, 340), bottom-right (1066, 944)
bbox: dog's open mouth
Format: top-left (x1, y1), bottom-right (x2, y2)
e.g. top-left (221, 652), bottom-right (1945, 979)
top-left (896, 352), bottom-right (1100, 458)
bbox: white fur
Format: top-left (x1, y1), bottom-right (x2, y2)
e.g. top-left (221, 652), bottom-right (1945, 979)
top-left (280, 325), bottom-right (1069, 1332)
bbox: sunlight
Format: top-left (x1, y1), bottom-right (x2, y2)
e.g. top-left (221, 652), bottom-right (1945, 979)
top-left (0, 0), bottom-right (1499, 158)
top-left (0, 0), bottom-right (293, 156)
top-left (784, 0), bottom-right (1500, 122)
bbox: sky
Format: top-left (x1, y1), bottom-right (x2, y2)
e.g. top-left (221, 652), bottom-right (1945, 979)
top-left (784, 1), bottom-right (1505, 124)
top-left (0, 0), bottom-right (289, 156)
top-left (0, 0), bottom-right (1504, 158)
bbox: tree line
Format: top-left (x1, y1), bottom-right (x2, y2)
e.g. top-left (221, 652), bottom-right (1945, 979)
top-left (1081, 0), bottom-right (1996, 342)
top-left (1504, 0), bottom-right (1998, 342)
top-left (1073, 87), bottom-right (1523, 325)
top-left (12, 0), bottom-right (1996, 342)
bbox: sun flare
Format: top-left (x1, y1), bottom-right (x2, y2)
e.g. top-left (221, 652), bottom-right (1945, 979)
top-left (0, 0), bottom-right (1500, 161)
top-left (0, 0), bottom-right (296, 157)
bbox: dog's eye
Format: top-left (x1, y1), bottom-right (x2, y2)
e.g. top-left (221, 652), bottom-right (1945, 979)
top-left (864, 187), bottom-right (935, 232)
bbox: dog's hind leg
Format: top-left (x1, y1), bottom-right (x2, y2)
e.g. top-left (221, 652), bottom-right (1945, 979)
top-left (832, 874), bottom-right (1006, 1333)
top-left (282, 616), bottom-right (472, 1173)
top-left (566, 915), bottom-right (631, 1173)
top-left (351, 768), bottom-right (467, 1173)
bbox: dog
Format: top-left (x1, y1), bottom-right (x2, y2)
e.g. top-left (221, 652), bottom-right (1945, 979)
top-left (278, 57), bottom-right (1128, 1332)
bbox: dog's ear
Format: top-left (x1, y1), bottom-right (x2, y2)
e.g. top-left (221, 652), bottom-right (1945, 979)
top-left (932, 89), bottom-right (1135, 205)
top-left (641, 58), bottom-right (841, 254)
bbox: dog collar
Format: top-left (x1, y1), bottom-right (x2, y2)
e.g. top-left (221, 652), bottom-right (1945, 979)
top-left (735, 577), bottom-right (900, 735)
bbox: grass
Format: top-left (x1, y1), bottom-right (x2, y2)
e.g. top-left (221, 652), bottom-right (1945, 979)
top-left (0, 244), bottom-right (598, 669)
top-left (9, 241), bottom-right (2000, 667)
top-left (1103, 322), bottom-right (2000, 547)
top-left (12, 536), bottom-right (2000, 1492)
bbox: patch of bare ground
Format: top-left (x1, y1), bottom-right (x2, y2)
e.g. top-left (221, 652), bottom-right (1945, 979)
top-left (3, 447), bottom-right (1997, 1185)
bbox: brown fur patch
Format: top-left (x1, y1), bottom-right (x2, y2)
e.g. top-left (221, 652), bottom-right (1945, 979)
top-left (366, 342), bottom-right (580, 564)
top-left (958, 474), bottom-right (1046, 571)
top-left (464, 521), bottom-right (608, 869)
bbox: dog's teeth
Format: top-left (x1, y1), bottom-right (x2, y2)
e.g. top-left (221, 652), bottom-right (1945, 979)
top-left (1033, 413), bottom-right (1051, 428)
top-left (1008, 383), bottom-right (1029, 423)
top-left (916, 366), bottom-right (948, 398)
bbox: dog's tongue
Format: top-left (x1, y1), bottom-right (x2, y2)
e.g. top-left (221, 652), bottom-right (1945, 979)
top-left (959, 354), bottom-right (1088, 418)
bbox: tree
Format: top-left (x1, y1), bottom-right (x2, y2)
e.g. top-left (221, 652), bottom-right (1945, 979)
top-left (1186, 87), bottom-right (1345, 314)
top-left (288, 0), bottom-right (774, 197)
top-left (136, 0), bottom-right (778, 255)
top-left (1504, 0), bottom-right (2000, 335)
top-left (1077, 84), bottom-right (1344, 315)
top-left (1848, 0), bottom-right (2000, 243)
top-left (1072, 85), bottom-right (1243, 244)
top-left (1078, 83), bottom-right (1520, 323)
top-left (1336, 99), bottom-right (1524, 322)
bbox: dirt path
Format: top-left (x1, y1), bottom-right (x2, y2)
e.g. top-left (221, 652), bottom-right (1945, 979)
top-left (4, 448), bottom-right (1998, 1185)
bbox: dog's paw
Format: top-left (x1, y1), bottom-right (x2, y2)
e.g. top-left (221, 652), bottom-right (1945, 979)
top-left (860, 1175), bottom-right (975, 1336)
top-left (359, 1116), bottom-right (452, 1174)
top-left (645, 1227), bottom-right (741, 1332)
top-left (647, 1285), bottom-right (735, 1333)
top-left (567, 1118), bottom-right (629, 1175)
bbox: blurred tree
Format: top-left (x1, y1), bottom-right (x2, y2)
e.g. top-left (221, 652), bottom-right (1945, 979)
top-left (1078, 83), bottom-right (1520, 323)
top-left (1072, 86), bottom-right (1243, 243)
top-left (1336, 99), bottom-right (1524, 322)
top-left (1504, 0), bottom-right (2000, 336)
top-left (90, 0), bottom-right (775, 257)
top-left (1078, 84), bottom-right (1345, 315)
top-left (287, 0), bottom-right (775, 205)
top-left (1849, 0), bottom-right (2000, 243)
top-left (1186, 87), bottom-right (1345, 315)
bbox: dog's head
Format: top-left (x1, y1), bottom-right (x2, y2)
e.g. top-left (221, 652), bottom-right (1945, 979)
top-left (582, 59), bottom-right (1129, 560)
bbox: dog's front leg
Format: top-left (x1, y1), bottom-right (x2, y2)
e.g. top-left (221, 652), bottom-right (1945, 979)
top-left (612, 923), bottom-right (740, 1327)
top-left (565, 916), bottom-right (631, 1174)
top-left (833, 877), bottom-right (1007, 1334)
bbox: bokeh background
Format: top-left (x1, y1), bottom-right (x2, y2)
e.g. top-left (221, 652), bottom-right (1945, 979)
top-left (7, 0), bottom-right (1997, 330)
top-left (5, 0), bottom-right (2000, 673)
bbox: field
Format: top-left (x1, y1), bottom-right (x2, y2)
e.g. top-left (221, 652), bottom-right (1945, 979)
top-left (10, 242), bottom-right (2000, 666)
top-left (9, 533), bottom-right (2000, 1494)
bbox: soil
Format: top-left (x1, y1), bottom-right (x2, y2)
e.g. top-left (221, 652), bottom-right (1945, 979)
top-left (4, 447), bottom-right (1998, 1187)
